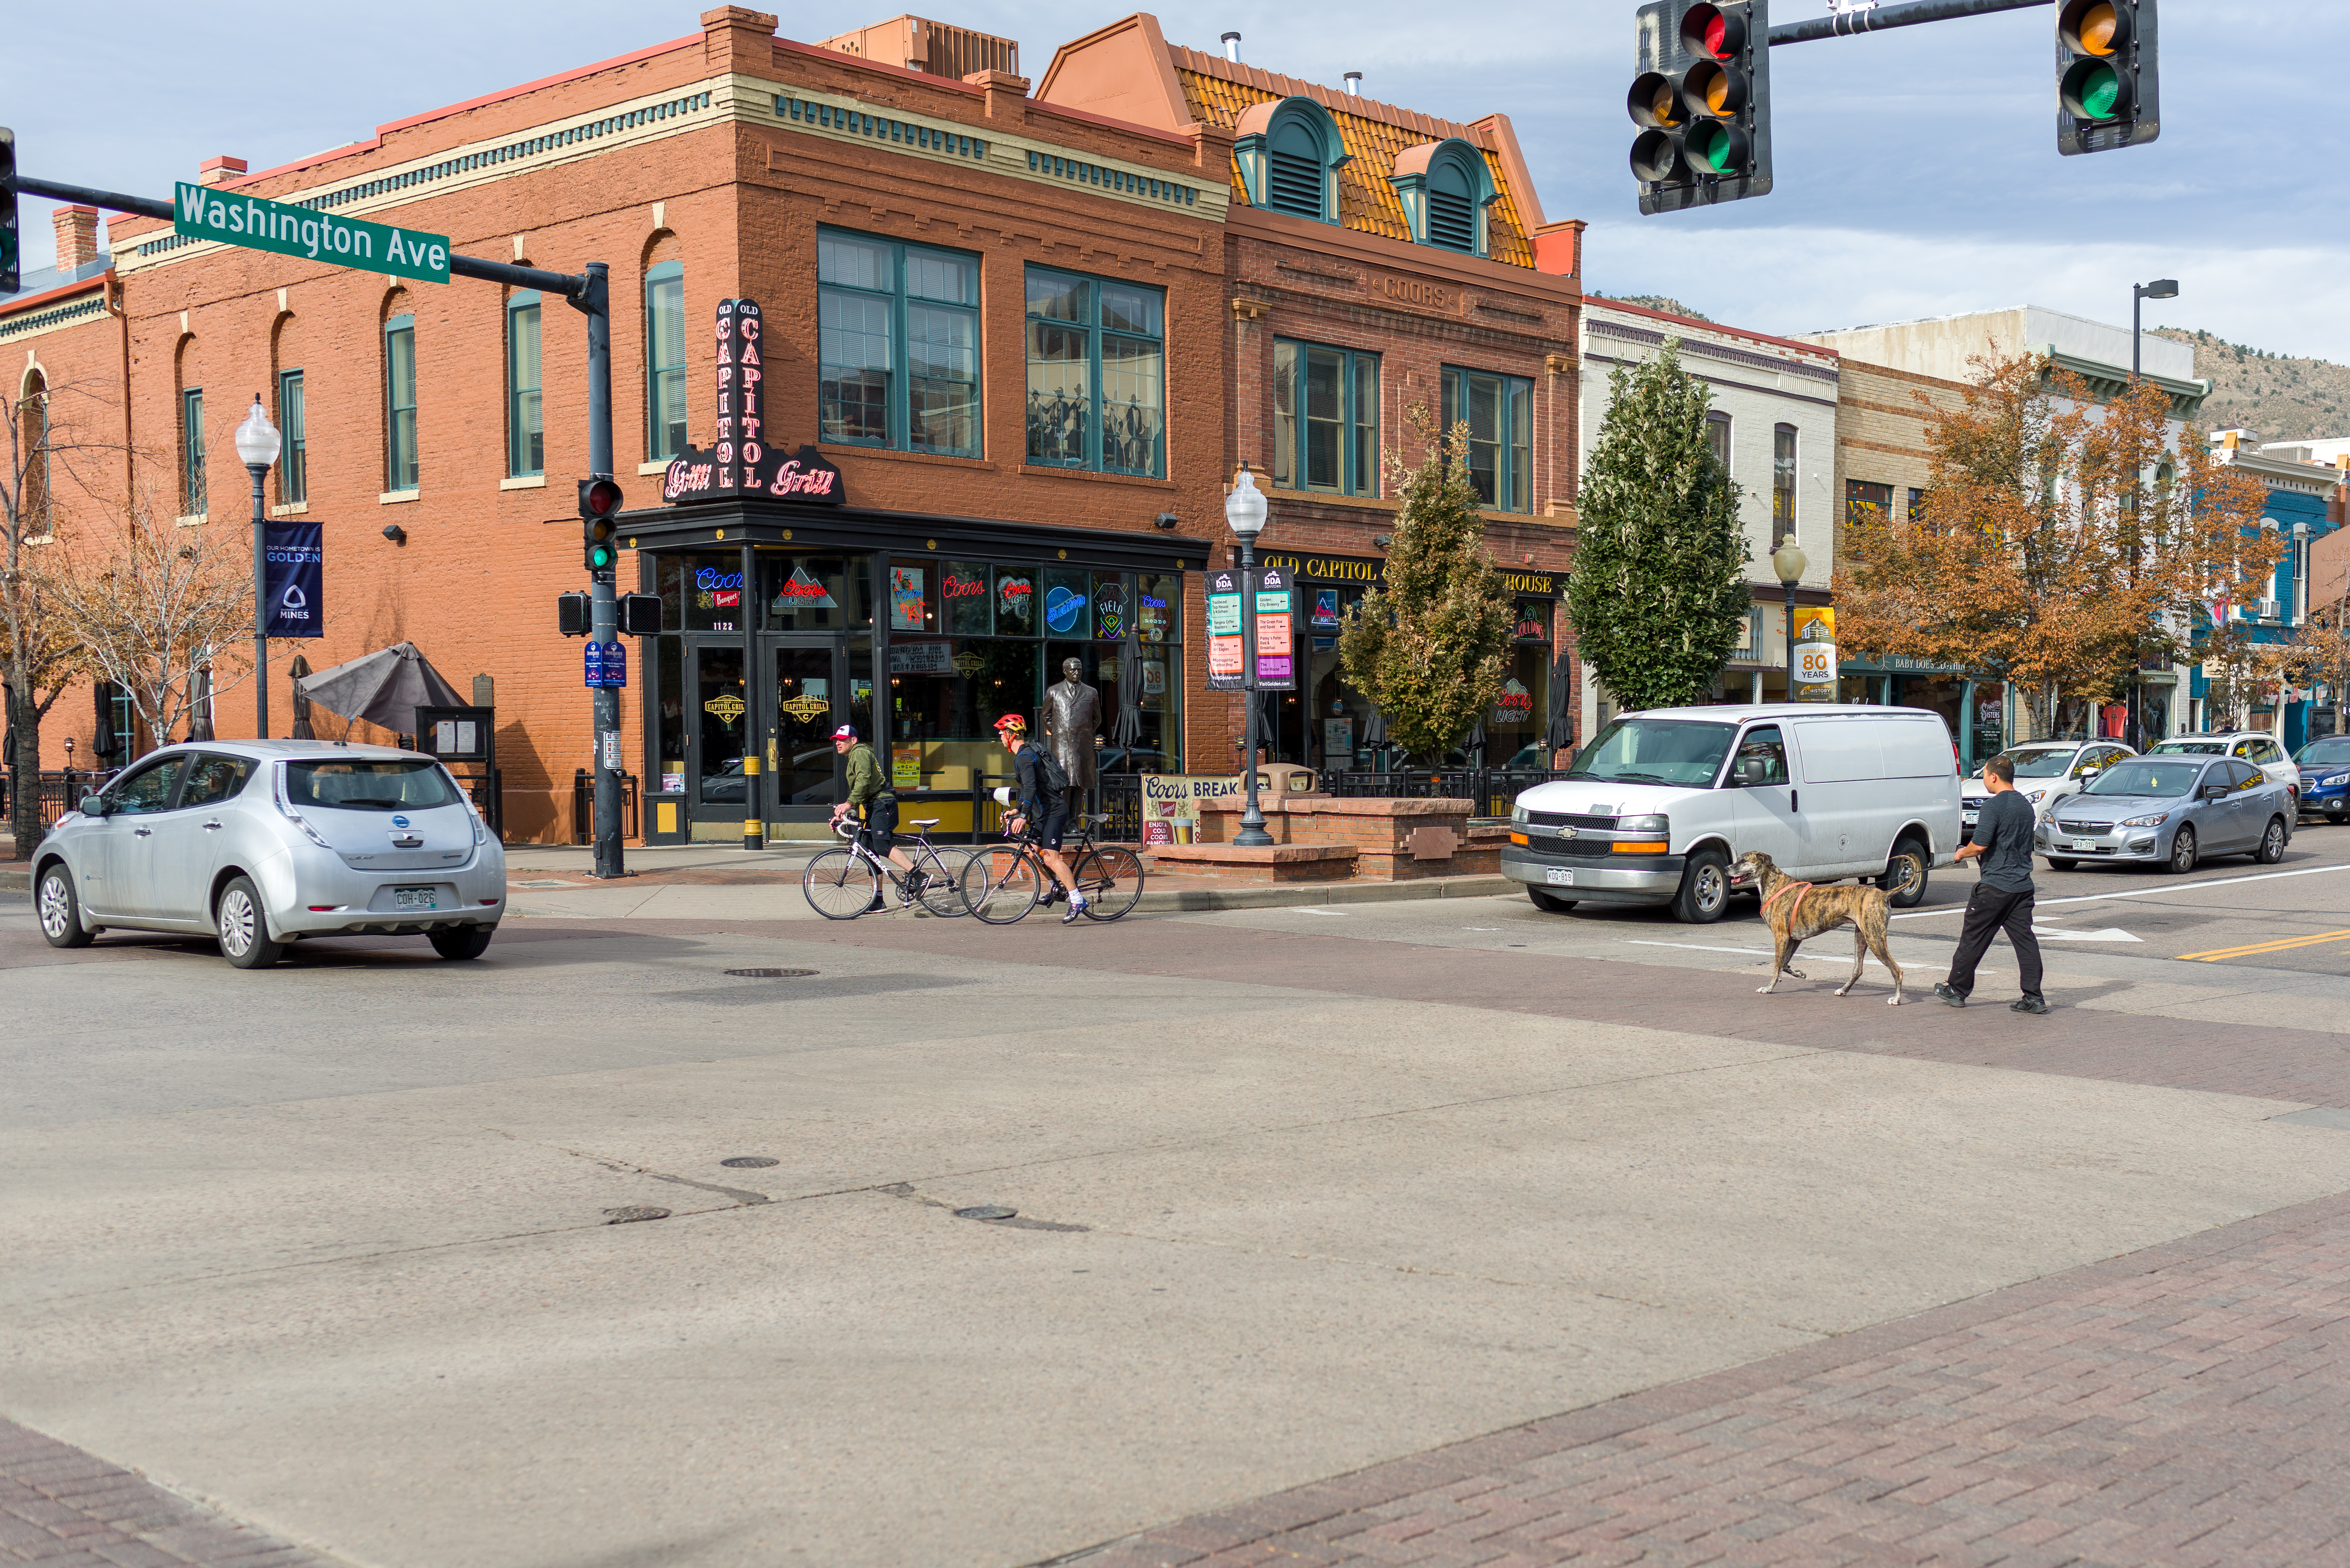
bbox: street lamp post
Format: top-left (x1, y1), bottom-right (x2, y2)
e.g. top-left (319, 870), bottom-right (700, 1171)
top-left (1225, 465), bottom-right (1274, 848)
top-left (233, 396), bottom-right (282, 740)
top-left (1772, 541), bottom-right (1807, 701)
top-left (2131, 277), bottom-right (2178, 381)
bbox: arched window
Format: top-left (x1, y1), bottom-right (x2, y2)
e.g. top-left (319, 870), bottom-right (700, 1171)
top-left (17, 369), bottom-right (48, 538)
top-left (1390, 139), bottom-right (1495, 255)
top-left (1234, 98), bottom-right (1345, 224)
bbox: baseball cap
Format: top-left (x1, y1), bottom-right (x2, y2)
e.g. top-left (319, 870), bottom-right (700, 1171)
top-left (831, 725), bottom-right (857, 741)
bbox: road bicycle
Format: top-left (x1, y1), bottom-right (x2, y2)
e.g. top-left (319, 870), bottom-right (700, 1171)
top-left (958, 812), bottom-right (1145, 925)
top-left (801, 814), bottom-right (977, 921)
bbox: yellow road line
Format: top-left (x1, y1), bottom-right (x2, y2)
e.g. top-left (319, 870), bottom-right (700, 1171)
top-left (2178, 929), bottom-right (2350, 962)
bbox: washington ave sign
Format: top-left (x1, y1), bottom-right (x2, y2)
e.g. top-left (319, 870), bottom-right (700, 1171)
top-left (174, 182), bottom-right (450, 284)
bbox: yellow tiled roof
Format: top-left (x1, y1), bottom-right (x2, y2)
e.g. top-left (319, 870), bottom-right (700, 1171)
top-left (1171, 54), bottom-right (1533, 269)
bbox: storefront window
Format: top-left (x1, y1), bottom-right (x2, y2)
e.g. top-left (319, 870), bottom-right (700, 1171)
top-left (887, 562), bottom-right (935, 634)
top-left (993, 563), bottom-right (1037, 636)
top-left (1489, 603), bottom-right (1551, 767)
top-left (942, 560), bottom-right (991, 634)
top-left (1042, 568), bottom-right (1089, 638)
top-left (763, 555), bottom-right (872, 631)
top-left (661, 552), bottom-right (754, 633)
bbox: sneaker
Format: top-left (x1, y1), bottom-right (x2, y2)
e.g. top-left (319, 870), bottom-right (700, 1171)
top-left (1934, 983), bottom-right (1966, 1008)
top-left (1062, 895), bottom-right (1087, 925)
top-left (2011, 995), bottom-right (2050, 1015)
top-left (864, 894), bottom-right (888, 915)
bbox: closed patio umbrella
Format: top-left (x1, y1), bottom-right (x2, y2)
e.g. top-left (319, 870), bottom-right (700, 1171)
top-left (186, 666), bottom-right (214, 742)
top-left (296, 642), bottom-right (465, 737)
top-left (1545, 652), bottom-right (1574, 754)
top-left (1111, 636), bottom-right (1142, 750)
top-left (288, 654), bottom-right (316, 739)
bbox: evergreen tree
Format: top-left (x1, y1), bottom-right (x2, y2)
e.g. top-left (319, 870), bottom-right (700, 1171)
top-left (1336, 415), bottom-right (1514, 763)
top-left (1568, 343), bottom-right (1752, 714)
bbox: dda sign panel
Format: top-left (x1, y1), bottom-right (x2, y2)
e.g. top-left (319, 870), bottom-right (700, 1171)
top-left (174, 183), bottom-right (451, 284)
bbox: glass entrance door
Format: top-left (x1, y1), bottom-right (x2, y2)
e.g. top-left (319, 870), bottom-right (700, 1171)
top-left (689, 642), bottom-right (750, 835)
top-left (770, 640), bottom-right (843, 826)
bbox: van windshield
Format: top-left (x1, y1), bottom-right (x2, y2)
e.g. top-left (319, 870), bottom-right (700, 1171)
top-left (1569, 719), bottom-right (1736, 788)
top-left (285, 759), bottom-right (461, 812)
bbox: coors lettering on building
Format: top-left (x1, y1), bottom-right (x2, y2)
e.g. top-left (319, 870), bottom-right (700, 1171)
top-left (662, 298), bottom-right (848, 506)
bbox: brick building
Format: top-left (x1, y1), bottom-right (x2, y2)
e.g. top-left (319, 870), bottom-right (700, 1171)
top-left (5, 3), bottom-right (1587, 843)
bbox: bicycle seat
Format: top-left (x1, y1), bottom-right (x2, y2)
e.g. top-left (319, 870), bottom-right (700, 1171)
top-left (909, 818), bottom-right (941, 828)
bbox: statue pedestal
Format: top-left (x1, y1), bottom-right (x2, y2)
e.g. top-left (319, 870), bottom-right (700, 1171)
top-left (1177, 797), bottom-right (1507, 882)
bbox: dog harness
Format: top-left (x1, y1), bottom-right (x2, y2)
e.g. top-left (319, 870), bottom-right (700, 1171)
top-left (1761, 880), bottom-right (1814, 926)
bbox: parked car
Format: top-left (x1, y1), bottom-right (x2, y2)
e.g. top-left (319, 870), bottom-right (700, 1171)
top-left (1505, 704), bottom-right (1959, 924)
top-left (1962, 739), bottom-right (2135, 840)
top-left (2293, 735), bottom-right (2350, 822)
top-left (2039, 753), bottom-right (2292, 872)
top-left (33, 740), bottom-right (505, 968)
top-left (2144, 731), bottom-right (2299, 808)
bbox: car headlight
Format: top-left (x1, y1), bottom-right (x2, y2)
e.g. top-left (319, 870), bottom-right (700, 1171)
top-left (2024, 788), bottom-right (2047, 800)
top-left (2119, 812), bottom-right (2169, 828)
top-left (1618, 813), bottom-right (1668, 833)
top-left (1511, 802), bottom-right (1529, 824)
top-left (2326, 774), bottom-right (2350, 789)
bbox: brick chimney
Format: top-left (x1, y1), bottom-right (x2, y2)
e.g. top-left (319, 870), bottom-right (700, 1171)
top-left (52, 205), bottom-right (101, 272)
top-left (701, 7), bottom-right (778, 76)
top-left (197, 155), bottom-right (247, 188)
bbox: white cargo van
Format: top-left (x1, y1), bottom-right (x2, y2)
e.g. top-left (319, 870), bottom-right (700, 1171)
top-left (1503, 704), bottom-right (1962, 923)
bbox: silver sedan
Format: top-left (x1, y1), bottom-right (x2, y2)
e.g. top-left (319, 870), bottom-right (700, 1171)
top-left (33, 740), bottom-right (505, 968)
top-left (2037, 755), bottom-right (2293, 874)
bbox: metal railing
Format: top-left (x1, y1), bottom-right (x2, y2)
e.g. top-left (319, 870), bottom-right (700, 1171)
top-left (3, 768), bottom-right (124, 837)
top-left (1324, 767), bottom-right (1573, 818)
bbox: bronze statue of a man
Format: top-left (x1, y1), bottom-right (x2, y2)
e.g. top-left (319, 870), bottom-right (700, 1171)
top-left (1042, 657), bottom-right (1100, 792)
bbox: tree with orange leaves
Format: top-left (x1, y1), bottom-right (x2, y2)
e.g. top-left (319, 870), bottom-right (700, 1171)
top-left (1835, 353), bottom-right (2276, 740)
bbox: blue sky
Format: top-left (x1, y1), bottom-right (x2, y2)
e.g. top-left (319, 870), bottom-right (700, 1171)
top-left (9, 1), bottom-right (2341, 367)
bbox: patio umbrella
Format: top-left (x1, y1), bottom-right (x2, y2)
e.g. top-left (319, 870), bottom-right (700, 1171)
top-left (91, 681), bottom-right (119, 763)
top-left (1545, 652), bottom-right (1574, 753)
top-left (288, 654), bottom-right (316, 739)
top-left (186, 666), bottom-right (214, 742)
top-left (296, 642), bottom-right (464, 737)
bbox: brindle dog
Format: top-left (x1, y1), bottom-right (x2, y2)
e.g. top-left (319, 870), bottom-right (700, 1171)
top-left (1733, 850), bottom-right (1908, 1006)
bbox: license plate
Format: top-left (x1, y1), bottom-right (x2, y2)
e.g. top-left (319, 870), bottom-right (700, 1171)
top-left (1963, 812), bottom-right (1978, 823)
top-left (394, 886), bottom-right (439, 911)
top-left (1545, 868), bottom-right (1576, 886)
top-left (2069, 838), bottom-right (2098, 852)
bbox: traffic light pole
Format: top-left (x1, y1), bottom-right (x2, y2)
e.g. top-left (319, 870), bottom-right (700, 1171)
top-left (1767, 0), bottom-right (2049, 47)
top-left (6, 171), bottom-right (619, 872)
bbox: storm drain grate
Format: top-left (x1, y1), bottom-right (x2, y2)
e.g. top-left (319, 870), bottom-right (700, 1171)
top-left (720, 1156), bottom-right (781, 1168)
top-left (724, 968), bottom-right (817, 978)
top-left (955, 1205), bottom-right (1018, 1221)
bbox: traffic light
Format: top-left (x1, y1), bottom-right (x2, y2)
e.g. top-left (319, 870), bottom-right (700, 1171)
top-left (578, 475), bottom-right (622, 574)
top-left (1627, 2), bottom-right (1771, 215)
top-left (557, 591), bottom-right (589, 637)
top-left (1, 128), bottom-right (18, 294)
top-left (618, 593), bottom-right (662, 636)
top-left (2056, 0), bottom-right (2157, 155)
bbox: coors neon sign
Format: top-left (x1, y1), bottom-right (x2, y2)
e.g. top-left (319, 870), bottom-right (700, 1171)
top-left (662, 297), bottom-right (848, 507)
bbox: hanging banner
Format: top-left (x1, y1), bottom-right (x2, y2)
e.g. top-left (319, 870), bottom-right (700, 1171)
top-left (1251, 565), bottom-right (1294, 690)
top-left (263, 521), bottom-right (323, 638)
top-left (1205, 567), bottom-right (1245, 691)
top-left (661, 299), bottom-right (848, 505)
top-left (1793, 608), bottom-right (1838, 701)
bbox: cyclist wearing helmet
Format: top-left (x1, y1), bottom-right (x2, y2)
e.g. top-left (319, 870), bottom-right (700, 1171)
top-left (994, 712), bottom-right (1084, 922)
top-left (829, 725), bottom-right (922, 911)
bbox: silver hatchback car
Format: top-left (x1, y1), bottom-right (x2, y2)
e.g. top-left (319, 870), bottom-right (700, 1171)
top-left (2036, 754), bottom-right (2293, 874)
top-left (34, 740), bottom-right (505, 967)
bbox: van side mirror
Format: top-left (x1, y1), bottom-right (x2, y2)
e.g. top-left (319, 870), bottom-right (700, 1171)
top-left (1738, 757), bottom-right (1766, 785)
top-left (79, 794), bottom-right (109, 816)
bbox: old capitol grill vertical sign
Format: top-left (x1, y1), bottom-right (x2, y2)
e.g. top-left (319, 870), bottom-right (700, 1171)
top-left (663, 298), bottom-right (849, 505)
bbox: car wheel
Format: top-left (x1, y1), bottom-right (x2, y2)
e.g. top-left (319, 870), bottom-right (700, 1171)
top-left (215, 876), bottom-right (285, 969)
top-left (2166, 826), bottom-right (2197, 875)
top-left (1884, 837), bottom-right (1930, 908)
top-left (2255, 816), bottom-right (2288, 865)
top-left (429, 924), bottom-right (496, 960)
top-left (2045, 857), bottom-right (2077, 872)
top-left (1527, 888), bottom-right (1576, 913)
top-left (36, 864), bottom-right (95, 949)
top-left (1671, 848), bottom-right (1730, 924)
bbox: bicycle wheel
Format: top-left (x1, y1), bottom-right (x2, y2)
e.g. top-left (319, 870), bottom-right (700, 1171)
top-left (911, 845), bottom-right (977, 917)
top-left (961, 844), bottom-right (1042, 924)
top-left (1076, 845), bottom-right (1145, 920)
top-left (803, 847), bottom-right (881, 920)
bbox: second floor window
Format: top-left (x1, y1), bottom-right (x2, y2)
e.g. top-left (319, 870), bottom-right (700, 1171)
top-left (1706, 410), bottom-right (1731, 474)
top-left (1846, 479), bottom-right (1891, 526)
top-left (277, 370), bottom-right (306, 505)
top-left (646, 261), bottom-right (687, 462)
top-left (1273, 340), bottom-right (1378, 496)
top-left (1026, 267), bottom-right (1164, 477)
top-left (1442, 367), bottom-right (1531, 513)
top-left (384, 315), bottom-right (418, 492)
top-left (180, 388), bottom-right (205, 515)
top-left (1772, 424), bottom-right (1798, 548)
top-left (818, 232), bottom-right (980, 458)
top-left (508, 291), bottom-right (543, 477)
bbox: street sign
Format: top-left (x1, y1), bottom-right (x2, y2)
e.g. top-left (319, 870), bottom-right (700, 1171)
top-left (584, 641), bottom-right (605, 687)
top-left (174, 182), bottom-right (450, 284)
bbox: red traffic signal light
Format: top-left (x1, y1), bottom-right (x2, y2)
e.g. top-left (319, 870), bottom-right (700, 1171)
top-left (2057, 0), bottom-right (2157, 155)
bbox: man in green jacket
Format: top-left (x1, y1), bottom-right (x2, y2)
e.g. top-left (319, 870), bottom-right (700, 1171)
top-left (829, 725), bottom-right (921, 911)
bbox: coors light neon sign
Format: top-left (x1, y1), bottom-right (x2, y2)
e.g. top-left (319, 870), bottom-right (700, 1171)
top-left (661, 297), bottom-right (848, 507)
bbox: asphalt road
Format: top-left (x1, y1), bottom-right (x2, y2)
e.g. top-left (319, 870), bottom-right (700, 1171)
top-left (3, 821), bottom-right (2349, 1568)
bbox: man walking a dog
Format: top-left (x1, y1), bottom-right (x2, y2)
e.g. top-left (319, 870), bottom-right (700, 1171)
top-left (1936, 753), bottom-right (2049, 1014)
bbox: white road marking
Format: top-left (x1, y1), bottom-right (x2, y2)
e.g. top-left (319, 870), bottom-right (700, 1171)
top-left (2030, 927), bottom-right (2144, 942)
top-left (1893, 862), bottom-right (2349, 919)
top-left (1626, 941), bottom-right (1766, 956)
top-left (1290, 907), bottom-right (1350, 916)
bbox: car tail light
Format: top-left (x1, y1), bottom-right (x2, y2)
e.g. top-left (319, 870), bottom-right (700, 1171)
top-left (272, 765), bottom-right (335, 848)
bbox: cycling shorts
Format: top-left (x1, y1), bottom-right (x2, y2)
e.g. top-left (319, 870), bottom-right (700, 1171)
top-left (857, 793), bottom-right (898, 856)
top-left (1034, 804), bottom-right (1069, 850)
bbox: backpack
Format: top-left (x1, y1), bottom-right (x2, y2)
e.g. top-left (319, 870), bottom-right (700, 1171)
top-left (1029, 743), bottom-right (1070, 799)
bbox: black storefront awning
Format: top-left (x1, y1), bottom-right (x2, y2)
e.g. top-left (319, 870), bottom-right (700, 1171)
top-left (618, 495), bottom-right (1215, 577)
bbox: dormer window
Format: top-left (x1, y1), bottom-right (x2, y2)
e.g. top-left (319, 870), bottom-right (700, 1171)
top-left (1233, 97), bottom-right (1346, 224)
top-left (1390, 138), bottom-right (1495, 256)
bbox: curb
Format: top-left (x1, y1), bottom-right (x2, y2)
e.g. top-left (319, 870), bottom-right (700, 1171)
top-left (1134, 875), bottom-right (1515, 913)
top-left (0, 867), bottom-right (30, 892)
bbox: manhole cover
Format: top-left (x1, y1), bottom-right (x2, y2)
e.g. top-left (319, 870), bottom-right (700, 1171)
top-left (603, 1205), bottom-right (671, 1225)
top-left (720, 1156), bottom-right (781, 1168)
top-left (955, 1205), bottom-right (1018, 1221)
top-left (725, 968), bottom-right (817, 978)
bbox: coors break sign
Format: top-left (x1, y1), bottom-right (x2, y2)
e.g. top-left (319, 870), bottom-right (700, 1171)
top-left (662, 297), bottom-right (849, 506)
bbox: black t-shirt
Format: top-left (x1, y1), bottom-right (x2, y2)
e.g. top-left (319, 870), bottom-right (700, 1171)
top-left (1013, 745), bottom-right (1064, 818)
top-left (1973, 790), bottom-right (2037, 893)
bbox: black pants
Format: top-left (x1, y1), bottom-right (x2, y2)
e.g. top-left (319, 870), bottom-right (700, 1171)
top-left (1946, 882), bottom-right (2043, 1000)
